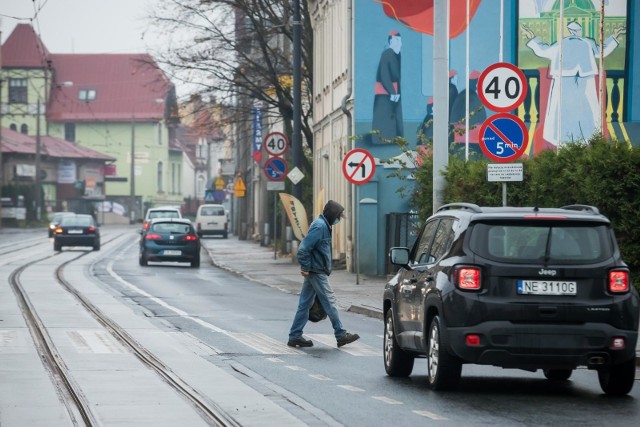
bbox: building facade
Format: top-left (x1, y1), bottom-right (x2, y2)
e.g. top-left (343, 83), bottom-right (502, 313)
top-left (311, 0), bottom-right (640, 276)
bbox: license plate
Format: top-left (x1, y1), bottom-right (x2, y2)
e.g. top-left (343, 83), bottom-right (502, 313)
top-left (517, 280), bottom-right (577, 295)
top-left (163, 250), bottom-right (181, 256)
top-left (68, 230), bottom-right (83, 234)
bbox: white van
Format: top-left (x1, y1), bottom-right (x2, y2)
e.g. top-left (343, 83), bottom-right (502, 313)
top-left (195, 204), bottom-right (228, 238)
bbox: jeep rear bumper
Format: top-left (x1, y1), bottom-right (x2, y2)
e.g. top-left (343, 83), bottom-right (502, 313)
top-left (448, 322), bottom-right (637, 369)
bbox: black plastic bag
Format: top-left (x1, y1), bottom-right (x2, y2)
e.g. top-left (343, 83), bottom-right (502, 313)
top-left (309, 295), bottom-right (327, 322)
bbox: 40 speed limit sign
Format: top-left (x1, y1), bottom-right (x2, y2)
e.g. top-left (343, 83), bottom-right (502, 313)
top-left (263, 131), bottom-right (289, 157)
top-left (478, 63), bottom-right (528, 113)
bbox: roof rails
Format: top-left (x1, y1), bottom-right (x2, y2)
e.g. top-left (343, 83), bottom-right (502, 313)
top-left (560, 204), bottom-right (600, 215)
top-left (437, 203), bottom-right (482, 213)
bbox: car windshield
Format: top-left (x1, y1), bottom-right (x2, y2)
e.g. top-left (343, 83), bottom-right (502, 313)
top-left (201, 207), bottom-right (225, 216)
top-left (149, 210), bottom-right (180, 219)
top-left (151, 222), bottom-right (192, 234)
top-left (60, 215), bottom-right (94, 227)
top-left (468, 221), bottom-right (613, 265)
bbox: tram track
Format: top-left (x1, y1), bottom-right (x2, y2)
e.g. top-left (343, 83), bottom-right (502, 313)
top-left (7, 231), bottom-right (238, 427)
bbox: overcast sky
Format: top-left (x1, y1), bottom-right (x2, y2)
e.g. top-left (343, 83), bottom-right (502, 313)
top-left (1, 0), bottom-right (161, 54)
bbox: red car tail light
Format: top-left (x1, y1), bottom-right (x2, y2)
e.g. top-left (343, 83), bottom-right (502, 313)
top-left (54, 227), bottom-right (63, 234)
top-left (88, 227), bottom-right (95, 232)
top-left (454, 266), bottom-right (482, 291)
top-left (466, 334), bottom-right (481, 346)
top-left (608, 270), bottom-right (629, 293)
top-left (143, 222), bottom-right (150, 230)
top-left (145, 233), bottom-right (162, 240)
top-left (184, 234), bottom-right (198, 241)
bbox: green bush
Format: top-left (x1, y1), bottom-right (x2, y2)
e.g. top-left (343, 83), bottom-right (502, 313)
top-left (413, 135), bottom-right (640, 289)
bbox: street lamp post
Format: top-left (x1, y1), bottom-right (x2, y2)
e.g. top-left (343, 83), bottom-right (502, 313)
top-left (35, 100), bottom-right (42, 221)
top-left (130, 114), bottom-right (136, 224)
top-left (129, 98), bottom-right (164, 224)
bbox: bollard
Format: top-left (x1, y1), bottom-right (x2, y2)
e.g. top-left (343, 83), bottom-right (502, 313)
top-left (263, 222), bottom-right (270, 246)
top-left (286, 226), bottom-right (292, 253)
top-left (291, 240), bottom-right (299, 264)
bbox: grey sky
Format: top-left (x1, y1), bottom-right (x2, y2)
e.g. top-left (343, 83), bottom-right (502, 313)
top-left (1, 0), bottom-right (161, 54)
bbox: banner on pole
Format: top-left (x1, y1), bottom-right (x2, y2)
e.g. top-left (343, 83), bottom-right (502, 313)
top-left (279, 193), bottom-right (309, 241)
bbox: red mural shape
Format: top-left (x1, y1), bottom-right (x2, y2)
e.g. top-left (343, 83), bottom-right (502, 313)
top-left (378, 0), bottom-right (482, 38)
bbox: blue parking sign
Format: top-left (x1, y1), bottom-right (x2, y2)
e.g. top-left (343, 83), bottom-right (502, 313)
top-left (264, 156), bottom-right (288, 181)
top-left (479, 113), bottom-right (529, 163)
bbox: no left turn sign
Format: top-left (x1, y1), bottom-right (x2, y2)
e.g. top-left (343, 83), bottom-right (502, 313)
top-left (342, 148), bottom-right (375, 185)
top-left (478, 62), bottom-right (528, 113)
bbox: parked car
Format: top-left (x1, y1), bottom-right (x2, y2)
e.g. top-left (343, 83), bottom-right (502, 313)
top-left (195, 204), bottom-right (228, 238)
top-left (384, 203), bottom-right (639, 395)
top-left (48, 211), bottom-right (75, 237)
top-left (53, 214), bottom-right (100, 251)
top-left (139, 218), bottom-right (201, 267)
top-left (141, 206), bottom-right (182, 234)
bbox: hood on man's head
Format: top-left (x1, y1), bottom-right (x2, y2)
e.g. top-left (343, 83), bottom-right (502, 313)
top-left (323, 200), bottom-right (344, 225)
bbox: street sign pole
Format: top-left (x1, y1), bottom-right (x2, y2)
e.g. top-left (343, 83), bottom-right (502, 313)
top-left (274, 191), bottom-right (277, 260)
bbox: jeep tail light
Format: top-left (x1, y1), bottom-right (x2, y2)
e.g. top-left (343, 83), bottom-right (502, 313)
top-left (145, 233), bottom-right (162, 240)
top-left (611, 337), bottom-right (625, 349)
top-left (143, 222), bottom-right (150, 230)
top-left (455, 266), bottom-right (481, 291)
top-left (608, 270), bottom-right (629, 293)
top-left (466, 334), bottom-right (481, 346)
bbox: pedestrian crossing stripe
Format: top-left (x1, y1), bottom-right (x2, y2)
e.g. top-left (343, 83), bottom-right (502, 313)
top-left (226, 333), bottom-right (378, 356)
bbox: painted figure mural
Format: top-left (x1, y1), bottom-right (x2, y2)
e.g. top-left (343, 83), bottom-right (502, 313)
top-left (521, 20), bottom-right (625, 146)
top-left (372, 30), bottom-right (403, 142)
top-left (518, 0), bottom-right (629, 153)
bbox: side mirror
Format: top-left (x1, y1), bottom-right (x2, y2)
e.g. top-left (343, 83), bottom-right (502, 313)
top-left (389, 247), bottom-right (412, 270)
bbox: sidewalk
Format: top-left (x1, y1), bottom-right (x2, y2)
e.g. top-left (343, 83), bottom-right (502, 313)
top-left (202, 236), bottom-right (386, 319)
top-left (203, 235), bottom-right (640, 365)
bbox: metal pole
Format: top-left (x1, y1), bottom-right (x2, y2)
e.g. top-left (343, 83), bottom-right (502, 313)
top-left (433, 0), bottom-right (450, 213)
top-left (274, 192), bottom-right (277, 260)
top-left (356, 186), bottom-right (360, 284)
top-left (292, 0), bottom-right (302, 200)
top-left (502, 182), bottom-right (507, 207)
top-left (130, 115), bottom-right (136, 224)
top-left (0, 77), bottom-right (4, 228)
top-left (35, 100), bottom-right (41, 221)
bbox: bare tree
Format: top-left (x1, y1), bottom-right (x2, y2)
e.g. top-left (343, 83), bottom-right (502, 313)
top-left (147, 0), bottom-right (314, 159)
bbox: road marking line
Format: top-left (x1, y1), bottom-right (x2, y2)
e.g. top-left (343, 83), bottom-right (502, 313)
top-left (285, 365), bottom-right (306, 371)
top-left (337, 385), bottom-right (365, 392)
top-left (372, 396), bottom-right (403, 405)
top-left (106, 252), bottom-right (305, 355)
top-left (413, 410), bottom-right (448, 420)
top-left (306, 334), bottom-right (378, 356)
top-left (66, 330), bottom-right (126, 354)
top-left (309, 374), bottom-right (332, 381)
top-left (266, 357), bottom-right (284, 363)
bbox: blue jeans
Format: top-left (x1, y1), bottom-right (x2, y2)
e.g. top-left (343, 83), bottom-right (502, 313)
top-left (289, 273), bottom-right (347, 340)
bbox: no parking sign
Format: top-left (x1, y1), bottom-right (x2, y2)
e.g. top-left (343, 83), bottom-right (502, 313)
top-left (479, 113), bottom-right (528, 163)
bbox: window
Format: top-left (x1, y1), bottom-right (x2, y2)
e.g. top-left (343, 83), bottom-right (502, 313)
top-left (20, 124), bottom-right (28, 134)
top-left (157, 122), bottom-right (163, 145)
top-left (78, 89), bottom-right (96, 101)
top-left (157, 161), bottom-right (164, 192)
top-left (412, 220), bottom-right (439, 264)
top-left (9, 124), bottom-right (17, 131)
top-left (64, 123), bottom-right (76, 142)
top-left (469, 222), bottom-right (612, 265)
top-left (9, 78), bottom-right (27, 104)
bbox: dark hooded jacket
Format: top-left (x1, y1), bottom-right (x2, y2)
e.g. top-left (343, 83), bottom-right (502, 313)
top-left (298, 200), bottom-right (344, 275)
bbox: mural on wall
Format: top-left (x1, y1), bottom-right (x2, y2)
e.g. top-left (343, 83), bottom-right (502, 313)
top-left (360, 0), bottom-right (504, 152)
top-left (518, 0), bottom-right (629, 154)
top-left (372, 30), bottom-right (404, 143)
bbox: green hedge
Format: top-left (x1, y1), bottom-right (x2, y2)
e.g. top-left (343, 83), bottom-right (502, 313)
top-left (411, 136), bottom-right (640, 288)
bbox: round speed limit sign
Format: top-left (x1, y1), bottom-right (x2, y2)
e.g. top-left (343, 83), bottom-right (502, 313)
top-left (263, 131), bottom-right (289, 157)
top-left (478, 63), bottom-right (528, 113)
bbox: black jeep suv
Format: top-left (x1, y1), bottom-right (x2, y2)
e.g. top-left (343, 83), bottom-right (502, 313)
top-left (384, 203), bottom-right (638, 395)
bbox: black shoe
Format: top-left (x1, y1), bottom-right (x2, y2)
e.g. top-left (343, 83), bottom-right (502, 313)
top-left (337, 333), bottom-right (360, 347)
top-left (288, 337), bottom-right (313, 348)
